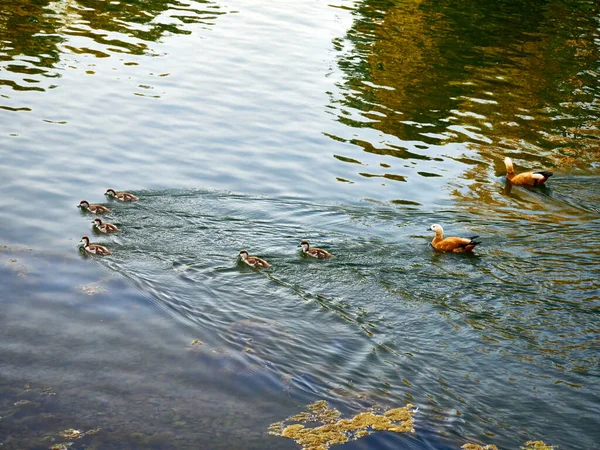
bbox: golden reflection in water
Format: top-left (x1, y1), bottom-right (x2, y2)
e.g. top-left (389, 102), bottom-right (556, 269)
top-left (329, 0), bottom-right (599, 200)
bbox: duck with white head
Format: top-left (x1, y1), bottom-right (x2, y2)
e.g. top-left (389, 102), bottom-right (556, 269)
top-left (428, 224), bottom-right (480, 253)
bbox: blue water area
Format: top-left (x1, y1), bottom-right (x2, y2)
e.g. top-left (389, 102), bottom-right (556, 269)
top-left (1, 0), bottom-right (599, 449)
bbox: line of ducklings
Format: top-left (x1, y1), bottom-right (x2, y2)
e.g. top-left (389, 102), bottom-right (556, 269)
top-left (78, 189), bottom-right (138, 255)
top-left (76, 157), bottom-right (553, 262)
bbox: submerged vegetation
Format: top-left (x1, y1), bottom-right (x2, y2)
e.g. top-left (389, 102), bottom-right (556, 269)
top-left (461, 440), bottom-right (555, 450)
top-left (269, 400), bottom-right (556, 450)
top-left (268, 400), bottom-right (415, 449)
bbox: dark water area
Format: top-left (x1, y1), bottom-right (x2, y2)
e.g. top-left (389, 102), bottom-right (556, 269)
top-left (1, 0), bottom-right (599, 449)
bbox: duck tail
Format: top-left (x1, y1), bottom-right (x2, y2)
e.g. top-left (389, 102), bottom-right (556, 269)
top-left (468, 236), bottom-right (481, 246)
top-left (536, 171), bottom-right (553, 179)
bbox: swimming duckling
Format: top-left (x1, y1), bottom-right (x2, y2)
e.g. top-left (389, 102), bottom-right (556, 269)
top-left (105, 189), bottom-right (138, 201)
top-left (428, 224), bottom-right (480, 253)
top-left (92, 218), bottom-right (120, 233)
top-left (239, 250), bottom-right (271, 268)
top-left (300, 240), bottom-right (333, 259)
top-left (504, 157), bottom-right (553, 186)
top-left (78, 200), bottom-right (111, 214)
top-left (80, 236), bottom-right (111, 255)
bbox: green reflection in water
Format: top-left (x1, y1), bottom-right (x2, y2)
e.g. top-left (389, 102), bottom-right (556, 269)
top-left (0, 0), bottom-right (226, 95)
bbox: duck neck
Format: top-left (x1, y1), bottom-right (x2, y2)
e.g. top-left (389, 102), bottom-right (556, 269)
top-left (505, 159), bottom-right (515, 178)
top-left (432, 230), bottom-right (443, 244)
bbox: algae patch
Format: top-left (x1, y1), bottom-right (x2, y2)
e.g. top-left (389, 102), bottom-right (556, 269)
top-left (268, 400), bottom-right (415, 450)
top-left (522, 441), bottom-right (555, 450)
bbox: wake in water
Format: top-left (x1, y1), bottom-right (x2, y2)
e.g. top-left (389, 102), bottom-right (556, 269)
top-left (68, 188), bottom-right (599, 449)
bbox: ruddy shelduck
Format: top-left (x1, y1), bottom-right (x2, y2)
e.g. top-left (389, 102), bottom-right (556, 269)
top-left (504, 157), bottom-right (553, 186)
top-left (300, 240), bottom-right (333, 259)
top-left (239, 250), bottom-right (271, 268)
top-left (428, 224), bottom-right (480, 253)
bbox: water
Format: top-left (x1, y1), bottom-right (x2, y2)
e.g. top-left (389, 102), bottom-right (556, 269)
top-left (1, 0), bottom-right (599, 449)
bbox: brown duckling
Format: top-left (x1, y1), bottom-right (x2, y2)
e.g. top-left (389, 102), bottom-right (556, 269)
top-left (92, 218), bottom-right (120, 233)
top-left (78, 200), bottom-right (111, 214)
top-left (80, 236), bottom-right (111, 255)
top-left (105, 189), bottom-right (138, 201)
top-left (300, 240), bottom-right (333, 259)
top-left (428, 224), bottom-right (480, 253)
top-left (239, 250), bottom-right (271, 268)
top-left (504, 157), bottom-right (553, 186)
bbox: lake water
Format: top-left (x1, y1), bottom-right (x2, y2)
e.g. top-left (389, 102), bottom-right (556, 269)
top-left (1, 0), bottom-right (599, 449)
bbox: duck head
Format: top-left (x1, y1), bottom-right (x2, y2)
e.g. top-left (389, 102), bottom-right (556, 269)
top-left (429, 224), bottom-right (443, 234)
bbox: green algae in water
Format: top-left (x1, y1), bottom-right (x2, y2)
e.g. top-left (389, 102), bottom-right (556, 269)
top-left (268, 400), bottom-right (415, 450)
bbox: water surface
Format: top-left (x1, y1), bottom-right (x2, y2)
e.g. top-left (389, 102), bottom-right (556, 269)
top-left (1, 0), bottom-right (599, 449)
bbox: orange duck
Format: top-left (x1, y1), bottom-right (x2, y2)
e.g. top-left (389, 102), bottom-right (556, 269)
top-left (428, 224), bottom-right (480, 253)
top-left (504, 157), bottom-right (553, 186)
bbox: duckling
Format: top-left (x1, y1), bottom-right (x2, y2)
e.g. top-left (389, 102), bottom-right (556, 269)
top-left (504, 157), bottom-right (553, 186)
top-left (78, 200), bottom-right (111, 214)
top-left (300, 240), bottom-right (333, 259)
top-left (105, 189), bottom-right (138, 201)
top-left (80, 236), bottom-right (111, 255)
top-left (92, 218), bottom-right (120, 233)
top-left (239, 250), bottom-right (271, 268)
top-left (428, 224), bottom-right (480, 253)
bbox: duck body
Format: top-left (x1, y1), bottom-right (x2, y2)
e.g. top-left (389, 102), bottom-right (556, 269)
top-left (300, 240), bottom-right (333, 259)
top-left (239, 250), bottom-right (271, 268)
top-left (92, 218), bottom-right (120, 233)
top-left (105, 189), bottom-right (138, 201)
top-left (429, 224), bottom-right (480, 253)
top-left (80, 236), bottom-right (111, 255)
top-left (504, 157), bottom-right (553, 186)
top-left (79, 200), bottom-right (111, 214)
